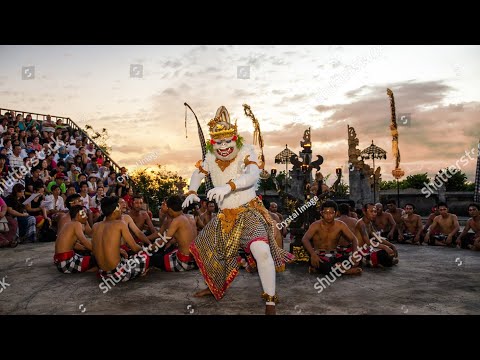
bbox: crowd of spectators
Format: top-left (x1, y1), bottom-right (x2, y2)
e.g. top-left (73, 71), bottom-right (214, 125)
top-left (0, 111), bottom-right (135, 248)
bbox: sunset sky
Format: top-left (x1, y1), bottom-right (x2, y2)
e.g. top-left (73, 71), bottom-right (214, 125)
top-left (1, 45), bottom-right (479, 186)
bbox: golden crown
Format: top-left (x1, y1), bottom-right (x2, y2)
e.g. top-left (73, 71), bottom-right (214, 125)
top-left (208, 106), bottom-right (238, 140)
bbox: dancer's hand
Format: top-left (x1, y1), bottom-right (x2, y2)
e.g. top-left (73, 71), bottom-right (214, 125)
top-left (182, 194), bottom-right (200, 208)
top-left (207, 184), bottom-right (231, 203)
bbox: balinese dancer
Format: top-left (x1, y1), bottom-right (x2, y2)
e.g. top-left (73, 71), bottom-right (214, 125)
top-left (182, 105), bottom-right (294, 315)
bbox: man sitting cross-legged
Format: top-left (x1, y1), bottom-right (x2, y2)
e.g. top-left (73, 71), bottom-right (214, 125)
top-left (374, 203), bottom-right (396, 241)
top-left (117, 198), bottom-right (152, 256)
top-left (399, 203), bottom-right (423, 245)
top-left (129, 195), bottom-right (159, 242)
top-left (150, 195), bottom-right (198, 272)
top-left (424, 202), bottom-right (460, 247)
top-left (302, 200), bottom-right (362, 275)
top-left (53, 205), bottom-right (97, 273)
top-left (456, 203), bottom-right (480, 250)
top-left (336, 203), bottom-right (359, 258)
top-left (355, 203), bottom-right (398, 268)
top-left (92, 196), bottom-right (156, 283)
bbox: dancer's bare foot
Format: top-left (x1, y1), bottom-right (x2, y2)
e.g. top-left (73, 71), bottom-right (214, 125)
top-left (194, 287), bottom-right (214, 297)
top-left (265, 305), bottom-right (276, 315)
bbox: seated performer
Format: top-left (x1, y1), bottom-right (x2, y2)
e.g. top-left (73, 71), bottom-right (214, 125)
top-left (302, 200), bottom-right (362, 275)
top-left (456, 203), bottom-right (480, 250)
top-left (424, 202), bottom-right (460, 246)
top-left (374, 203), bottom-right (396, 241)
top-left (385, 199), bottom-right (404, 242)
top-left (150, 195), bottom-right (197, 272)
top-left (53, 205), bottom-right (97, 273)
top-left (399, 203), bottom-right (423, 245)
top-left (183, 105), bottom-right (294, 315)
top-left (117, 198), bottom-right (152, 255)
top-left (92, 196), bottom-right (153, 283)
top-left (355, 203), bottom-right (398, 268)
top-left (336, 203), bottom-right (358, 255)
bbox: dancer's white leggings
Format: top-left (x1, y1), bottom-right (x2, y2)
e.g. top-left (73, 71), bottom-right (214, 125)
top-left (250, 241), bottom-right (276, 305)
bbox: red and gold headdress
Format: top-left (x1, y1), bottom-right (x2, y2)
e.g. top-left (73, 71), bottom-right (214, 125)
top-left (208, 106), bottom-right (238, 140)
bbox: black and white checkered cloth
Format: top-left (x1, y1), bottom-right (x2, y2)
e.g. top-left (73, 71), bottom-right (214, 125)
top-left (54, 251), bottom-right (91, 273)
top-left (98, 254), bottom-right (149, 282)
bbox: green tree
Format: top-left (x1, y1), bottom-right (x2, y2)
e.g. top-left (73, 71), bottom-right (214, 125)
top-left (129, 165), bottom-right (183, 211)
top-left (197, 182), bottom-right (206, 195)
top-left (465, 182), bottom-right (475, 191)
top-left (437, 169), bottom-right (469, 191)
top-left (380, 180), bottom-right (397, 190)
top-left (402, 173), bottom-right (430, 189)
top-left (84, 124), bottom-right (112, 155)
top-left (335, 181), bottom-right (349, 197)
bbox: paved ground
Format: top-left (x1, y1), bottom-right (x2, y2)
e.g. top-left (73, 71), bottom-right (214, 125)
top-left (0, 241), bottom-right (479, 315)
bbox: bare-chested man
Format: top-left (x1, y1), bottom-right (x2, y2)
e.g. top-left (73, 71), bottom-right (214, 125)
top-left (423, 205), bottom-right (440, 235)
top-left (150, 195), bottom-right (197, 272)
top-left (57, 194), bottom-right (93, 254)
top-left (129, 195), bottom-right (158, 242)
top-left (302, 200), bottom-right (362, 275)
top-left (456, 203), bottom-right (480, 250)
top-left (198, 200), bottom-right (216, 230)
top-left (336, 203), bottom-right (358, 251)
top-left (424, 202), bottom-right (460, 246)
top-left (374, 203), bottom-right (396, 241)
top-left (348, 200), bottom-right (359, 219)
top-left (386, 199), bottom-right (404, 241)
top-left (399, 203), bottom-right (423, 245)
top-left (269, 202), bottom-right (287, 238)
top-left (158, 199), bottom-right (174, 229)
top-left (268, 210), bottom-right (284, 250)
top-left (53, 205), bottom-right (97, 273)
top-left (92, 196), bottom-right (154, 283)
top-left (356, 203), bottom-right (398, 268)
top-left (117, 198), bottom-right (151, 253)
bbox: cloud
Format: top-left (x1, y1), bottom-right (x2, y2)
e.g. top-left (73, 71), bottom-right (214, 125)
top-left (280, 93), bottom-right (309, 103)
top-left (112, 145), bottom-right (146, 153)
top-left (163, 60), bottom-right (182, 68)
top-left (233, 89), bottom-right (257, 97)
top-left (162, 88), bottom-right (179, 96)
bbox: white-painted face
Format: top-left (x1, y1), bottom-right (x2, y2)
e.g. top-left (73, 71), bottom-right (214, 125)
top-left (212, 136), bottom-right (239, 161)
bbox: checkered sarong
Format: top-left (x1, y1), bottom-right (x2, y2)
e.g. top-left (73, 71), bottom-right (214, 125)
top-left (54, 251), bottom-right (92, 273)
top-left (98, 254), bottom-right (150, 282)
top-left (190, 197), bottom-right (294, 300)
top-left (161, 248), bottom-right (197, 272)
